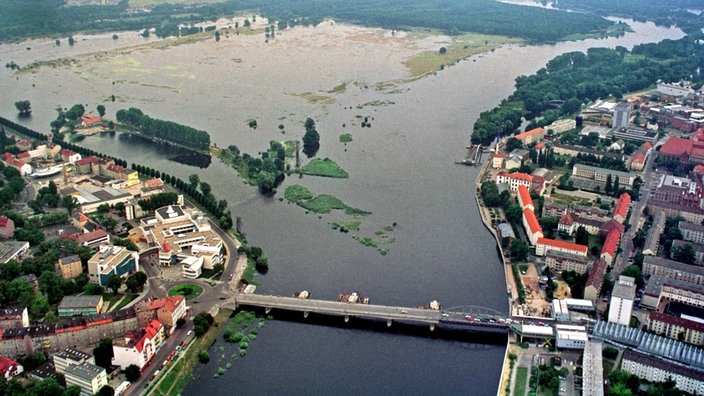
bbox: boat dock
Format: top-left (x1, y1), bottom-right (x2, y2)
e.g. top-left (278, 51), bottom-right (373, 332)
top-left (456, 144), bottom-right (483, 166)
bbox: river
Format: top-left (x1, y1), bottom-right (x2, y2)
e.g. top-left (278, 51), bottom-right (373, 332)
top-left (0, 17), bottom-right (683, 395)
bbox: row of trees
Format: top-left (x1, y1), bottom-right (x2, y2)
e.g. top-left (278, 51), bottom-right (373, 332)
top-left (224, 141), bottom-right (287, 194)
top-left (116, 108), bottom-right (210, 151)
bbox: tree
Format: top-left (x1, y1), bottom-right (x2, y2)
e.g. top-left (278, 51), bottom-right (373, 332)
top-left (62, 195), bottom-right (79, 215)
top-left (200, 182), bottom-right (211, 197)
top-left (14, 100), bottom-right (31, 116)
top-left (302, 117), bottom-right (320, 157)
top-left (605, 174), bottom-right (613, 195)
top-left (622, 265), bottom-right (644, 288)
top-left (189, 174), bottom-right (200, 188)
top-left (98, 385), bottom-right (114, 396)
top-left (505, 137), bottom-right (523, 152)
top-left (68, 36), bottom-right (75, 45)
top-left (125, 271), bottom-right (147, 293)
top-left (125, 364), bottom-right (141, 382)
top-left (575, 226), bottom-right (589, 246)
top-left (198, 350), bottom-right (210, 363)
top-left (93, 338), bottom-right (114, 368)
top-left (672, 243), bottom-right (696, 265)
top-left (97, 104), bottom-right (106, 118)
top-left (510, 239), bottom-right (530, 261)
top-left (107, 274), bottom-right (122, 294)
top-left (439, 46), bottom-right (447, 54)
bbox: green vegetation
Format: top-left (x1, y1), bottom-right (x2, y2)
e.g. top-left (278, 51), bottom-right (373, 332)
top-left (513, 366), bottom-right (528, 396)
top-left (302, 117), bottom-right (320, 158)
top-left (511, 265), bottom-right (526, 304)
top-left (0, 0), bottom-right (617, 44)
top-left (297, 158), bottom-right (349, 178)
top-left (222, 310), bottom-right (264, 361)
top-left (116, 108), bottom-right (210, 151)
top-left (218, 141), bottom-right (287, 194)
top-left (331, 221), bottom-right (361, 232)
top-left (284, 185), bottom-right (370, 216)
top-left (352, 224), bottom-right (396, 256)
top-left (168, 284), bottom-right (203, 300)
top-left (339, 133), bottom-right (353, 143)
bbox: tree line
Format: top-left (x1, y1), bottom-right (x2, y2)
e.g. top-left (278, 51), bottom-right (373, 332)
top-left (472, 34), bottom-right (704, 144)
top-left (116, 108), bottom-right (210, 151)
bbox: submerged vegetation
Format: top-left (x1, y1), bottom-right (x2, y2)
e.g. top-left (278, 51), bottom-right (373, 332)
top-left (284, 185), bottom-right (370, 216)
top-left (297, 158), bottom-right (349, 178)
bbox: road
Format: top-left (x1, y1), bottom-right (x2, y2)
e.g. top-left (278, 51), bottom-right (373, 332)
top-left (612, 138), bottom-right (664, 278)
top-left (124, 218), bottom-right (245, 395)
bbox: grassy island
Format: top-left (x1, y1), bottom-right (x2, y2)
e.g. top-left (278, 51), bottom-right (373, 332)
top-left (297, 158), bottom-right (349, 178)
top-left (284, 185), bottom-right (369, 215)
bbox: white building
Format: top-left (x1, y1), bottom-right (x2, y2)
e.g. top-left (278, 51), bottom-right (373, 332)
top-left (552, 299), bottom-right (569, 322)
top-left (622, 350), bottom-right (704, 395)
top-left (555, 324), bottom-right (588, 349)
top-left (64, 362), bottom-right (107, 396)
top-left (608, 275), bottom-right (636, 326)
top-left (582, 341), bottom-right (605, 396)
top-left (112, 320), bottom-right (165, 370)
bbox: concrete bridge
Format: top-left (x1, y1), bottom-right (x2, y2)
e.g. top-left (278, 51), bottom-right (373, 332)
top-left (225, 293), bottom-right (509, 333)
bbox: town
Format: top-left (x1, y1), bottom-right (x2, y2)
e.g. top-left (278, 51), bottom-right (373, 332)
top-left (477, 81), bottom-right (704, 395)
top-left (0, 113), bottom-right (243, 395)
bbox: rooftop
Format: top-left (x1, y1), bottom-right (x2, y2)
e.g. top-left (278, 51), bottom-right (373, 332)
top-left (64, 362), bottom-right (104, 381)
top-left (58, 295), bottom-right (102, 310)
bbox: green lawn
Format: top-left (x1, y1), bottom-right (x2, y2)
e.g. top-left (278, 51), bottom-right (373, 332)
top-left (514, 366), bottom-right (528, 396)
top-left (297, 158), bottom-right (349, 178)
top-left (168, 284), bottom-right (203, 300)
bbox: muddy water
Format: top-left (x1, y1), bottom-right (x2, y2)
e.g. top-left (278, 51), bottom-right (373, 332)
top-left (0, 18), bottom-right (683, 395)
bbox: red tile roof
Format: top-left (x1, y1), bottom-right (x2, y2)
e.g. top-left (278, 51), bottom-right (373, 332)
top-left (518, 185), bottom-right (533, 208)
top-left (514, 127), bottom-right (545, 140)
top-left (601, 229), bottom-right (621, 256)
top-left (534, 143), bottom-right (546, 151)
top-left (523, 209), bottom-right (542, 235)
top-left (559, 212), bottom-right (574, 226)
top-left (600, 219), bottom-right (625, 234)
top-left (61, 149), bottom-right (78, 156)
top-left (586, 258), bottom-right (607, 288)
top-left (147, 296), bottom-right (184, 313)
top-left (660, 137), bottom-right (697, 158)
top-left (75, 156), bottom-right (101, 166)
top-left (641, 142), bottom-right (652, 150)
top-left (498, 171), bottom-right (533, 182)
top-left (0, 356), bottom-right (20, 378)
top-left (76, 229), bottom-right (109, 244)
top-left (17, 152), bottom-right (30, 159)
top-left (694, 165), bottom-right (704, 174)
top-left (81, 114), bottom-right (102, 126)
top-left (614, 193), bottom-right (631, 219)
top-left (537, 237), bottom-right (588, 254)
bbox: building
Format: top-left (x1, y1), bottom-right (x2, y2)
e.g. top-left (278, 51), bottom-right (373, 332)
top-left (139, 205), bottom-right (223, 274)
top-left (497, 223), bottom-right (515, 243)
top-left (60, 229), bottom-right (111, 249)
top-left (552, 143), bottom-right (624, 161)
top-left (555, 324), bottom-right (588, 349)
top-left (545, 251), bottom-right (590, 274)
top-left (572, 164), bottom-right (634, 186)
top-left (87, 245), bottom-right (139, 287)
top-left (0, 307), bottom-right (29, 329)
top-left (0, 356), bottom-right (23, 380)
top-left (134, 295), bottom-right (186, 330)
top-left (582, 341), bottom-right (605, 396)
top-left (621, 350), bottom-right (704, 395)
top-left (610, 127), bottom-right (658, 143)
top-left (659, 137), bottom-right (704, 164)
top-left (657, 82), bottom-right (695, 99)
top-left (642, 275), bottom-right (704, 310)
top-left (57, 255), bottom-right (83, 279)
top-left (112, 319), bottom-right (165, 369)
top-left (600, 229), bottom-right (621, 266)
top-left (58, 295), bottom-right (104, 317)
top-left (552, 299), bottom-right (569, 321)
top-left (491, 153), bottom-right (504, 169)
top-left (181, 255), bottom-right (204, 279)
top-left (558, 212), bottom-right (604, 236)
top-left (630, 142), bottom-right (652, 171)
top-left (535, 238), bottom-right (588, 257)
top-left (517, 185), bottom-right (534, 211)
top-left (542, 199), bottom-right (568, 218)
top-left (64, 362), bottom-right (107, 396)
top-left (0, 216), bottom-right (14, 239)
top-left (60, 149), bottom-right (82, 164)
top-left (647, 311), bottom-right (704, 345)
top-left (681, 220), bottom-right (704, 245)
top-left (643, 256), bottom-right (704, 286)
top-left (545, 118), bottom-right (576, 134)
top-left (80, 114), bottom-right (102, 127)
top-left (643, 211), bottom-right (667, 255)
top-left (613, 193), bottom-right (631, 224)
top-left (496, 171), bottom-right (533, 192)
top-left (53, 348), bottom-right (94, 374)
top-left (522, 208), bottom-right (543, 245)
top-left (608, 276), bottom-right (636, 325)
top-left (612, 102), bottom-right (631, 129)
top-left (513, 127), bottom-right (545, 145)
top-left (72, 185), bottom-right (133, 214)
top-left (0, 240), bottom-right (29, 264)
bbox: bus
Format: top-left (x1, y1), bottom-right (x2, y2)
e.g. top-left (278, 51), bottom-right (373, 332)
top-left (115, 381), bottom-right (130, 396)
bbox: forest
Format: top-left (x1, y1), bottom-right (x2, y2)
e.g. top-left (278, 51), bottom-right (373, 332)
top-left (115, 107), bottom-right (211, 151)
top-left (471, 34), bottom-right (704, 144)
top-left (0, 0), bottom-right (614, 43)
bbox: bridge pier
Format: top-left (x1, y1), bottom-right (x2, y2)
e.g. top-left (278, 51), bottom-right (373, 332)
top-left (265, 307), bottom-right (271, 314)
top-left (303, 311), bottom-right (309, 318)
top-left (386, 319), bottom-right (392, 327)
top-left (429, 324), bottom-right (435, 331)
top-left (344, 315), bottom-right (349, 323)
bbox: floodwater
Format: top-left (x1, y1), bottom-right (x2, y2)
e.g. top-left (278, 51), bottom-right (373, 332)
top-left (0, 16), bottom-right (684, 395)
